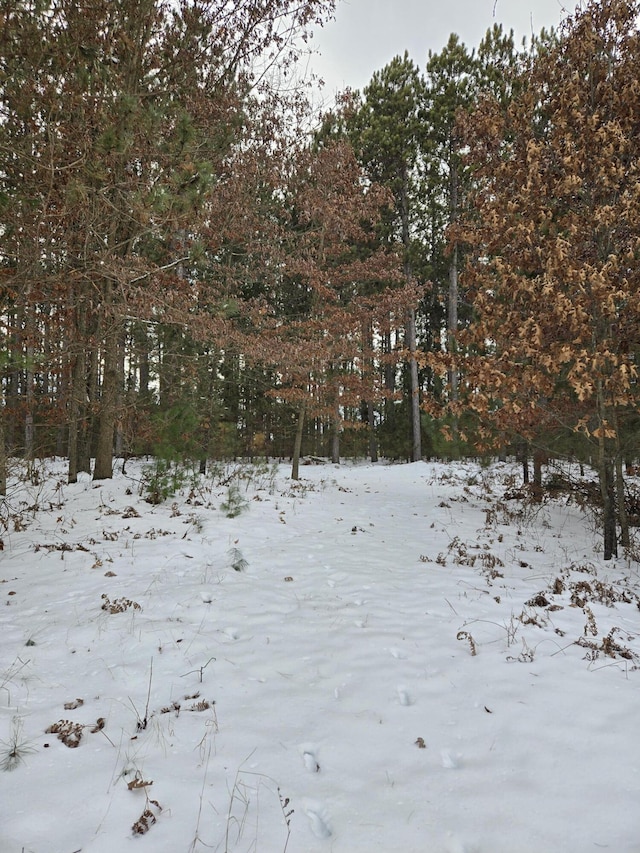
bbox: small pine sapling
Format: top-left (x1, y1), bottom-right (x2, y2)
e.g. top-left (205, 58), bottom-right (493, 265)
top-left (0, 717), bottom-right (36, 771)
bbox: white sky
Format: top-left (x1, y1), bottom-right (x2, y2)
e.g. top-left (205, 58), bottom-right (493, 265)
top-left (307, 0), bottom-right (571, 98)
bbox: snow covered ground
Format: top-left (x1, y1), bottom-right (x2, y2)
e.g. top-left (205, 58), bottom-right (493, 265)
top-left (1, 457), bottom-right (639, 853)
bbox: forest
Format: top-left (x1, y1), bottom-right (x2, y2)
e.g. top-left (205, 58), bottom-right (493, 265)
top-left (2, 0), bottom-right (640, 559)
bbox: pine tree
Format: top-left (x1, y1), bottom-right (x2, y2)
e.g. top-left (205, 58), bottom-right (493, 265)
top-left (349, 54), bottom-right (428, 461)
top-left (0, 0), bottom-right (337, 480)
top-left (424, 34), bottom-right (482, 449)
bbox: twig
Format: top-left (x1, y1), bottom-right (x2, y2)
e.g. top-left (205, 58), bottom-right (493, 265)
top-left (444, 597), bottom-right (458, 616)
top-left (550, 642), bottom-right (577, 657)
top-left (189, 744), bottom-right (212, 853)
top-left (144, 658), bottom-right (153, 725)
top-left (181, 657), bottom-right (216, 683)
top-left (97, 727), bottom-right (117, 748)
top-left (129, 257), bottom-right (190, 284)
top-left (225, 750), bottom-right (257, 853)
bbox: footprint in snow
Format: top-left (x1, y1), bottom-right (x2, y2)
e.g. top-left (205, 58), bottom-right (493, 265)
top-left (300, 744), bottom-right (321, 772)
top-left (304, 801), bottom-right (332, 839)
top-left (445, 833), bottom-right (478, 852)
top-left (441, 749), bottom-right (462, 769)
top-left (223, 626), bottom-right (240, 640)
top-left (397, 686), bottom-right (414, 706)
top-left (333, 681), bottom-right (349, 700)
top-left (389, 646), bottom-right (408, 660)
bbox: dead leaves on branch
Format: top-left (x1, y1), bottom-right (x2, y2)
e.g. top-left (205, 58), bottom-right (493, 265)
top-left (433, 0), bottom-right (640, 443)
top-left (132, 800), bottom-right (163, 835)
top-left (45, 716), bottom-right (105, 748)
top-left (101, 594), bottom-right (141, 614)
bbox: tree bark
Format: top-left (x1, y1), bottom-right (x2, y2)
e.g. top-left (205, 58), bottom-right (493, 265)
top-left (330, 389), bottom-right (340, 464)
top-left (330, 423), bottom-right (340, 464)
top-left (67, 352), bottom-right (83, 483)
top-left (93, 325), bottom-right (119, 481)
top-left (596, 380), bottom-right (617, 560)
top-left (400, 178), bottom-right (421, 463)
top-left (78, 342), bottom-right (98, 475)
top-left (448, 242), bottom-right (459, 402)
top-left (447, 150), bottom-right (460, 452)
top-left (601, 457), bottom-right (617, 561)
top-left (24, 355), bottom-right (34, 461)
top-left (68, 298), bottom-right (88, 483)
top-left (362, 319), bottom-right (378, 462)
top-left (367, 402), bottom-right (378, 462)
top-left (518, 441), bottom-right (530, 484)
top-left (0, 409), bottom-right (6, 496)
top-left (448, 156), bottom-right (460, 403)
top-left (291, 401), bottom-right (306, 480)
top-left (5, 310), bottom-right (19, 452)
top-left (533, 448), bottom-right (547, 495)
top-left (615, 451), bottom-right (629, 550)
top-left (406, 307), bottom-right (421, 461)
top-left (613, 407), bottom-right (630, 549)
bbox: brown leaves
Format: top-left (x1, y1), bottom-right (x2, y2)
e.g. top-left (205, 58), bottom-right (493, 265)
top-left (128, 776), bottom-right (153, 791)
top-left (457, 631), bottom-right (478, 656)
top-left (45, 715), bottom-right (106, 747)
top-left (45, 720), bottom-right (84, 748)
top-left (101, 594), bottom-right (141, 614)
top-left (132, 800), bottom-right (162, 835)
top-left (433, 0), bottom-right (640, 454)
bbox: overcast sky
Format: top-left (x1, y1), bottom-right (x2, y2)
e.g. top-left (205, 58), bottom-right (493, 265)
top-left (306, 0), bottom-right (571, 99)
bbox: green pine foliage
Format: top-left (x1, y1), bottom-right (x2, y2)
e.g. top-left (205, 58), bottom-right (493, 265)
top-left (220, 483), bottom-right (248, 519)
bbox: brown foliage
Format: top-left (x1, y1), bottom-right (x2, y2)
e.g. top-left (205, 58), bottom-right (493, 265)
top-left (429, 0), bottom-right (640, 452)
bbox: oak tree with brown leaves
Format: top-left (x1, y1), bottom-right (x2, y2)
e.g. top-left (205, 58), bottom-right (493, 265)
top-left (435, 0), bottom-right (640, 558)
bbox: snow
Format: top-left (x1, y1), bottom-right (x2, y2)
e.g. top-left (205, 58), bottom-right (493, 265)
top-left (1, 457), bottom-right (639, 853)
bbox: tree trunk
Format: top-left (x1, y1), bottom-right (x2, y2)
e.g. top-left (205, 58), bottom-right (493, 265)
top-left (448, 156), bottom-right (460, 407)
top-left (23, 300), bottom-right (35, 461)
top-left (448, 240), bottom-right (459, 403)
top-left (518, 441), bottom-right (530, 484)
top-left (406, 307), bottom-right (421, 461)
top-left (77, 336), bottom-right (98, 475)
top-left (0, 410), bottom-right (6, 496)
top-left (5, 310), bottom-right (19, 451)
top-left (615, 452), bottom-right (629, 550)
top-left (93, 327), bottom-right (119, 481)
top-left (533, 448), bottom-right (547, 495)
top-left (330, 390), bottom-right (340, 464)
top-left (600, 456), bottom-right (617, 561)
top-left (361, 319), bottom-right (378, 463)
top-left (447, 149), bottom-right (461, 452)
top-left (330, 423), bottom-right (340, 464)
top-left (613, 407), bottom-right (630, 549)
top-left (367, 402), bottom-right (378, 463)
top-left (67, 356), bottom-right (82, 484)
top-left (291, 401), bottom-right (306, 480)
top-left (400, 178), bottom-right (421, 463)
top-left (596, 381), bottom-right (617, 560)
top-left (198, 354), bottom-right (217, 476)
top-left (68, 300), bottom-right (88, 483)
top-left (24, 410), bottom-right (34, 462)
top-left (381, 324), bottom-right (395, 447)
